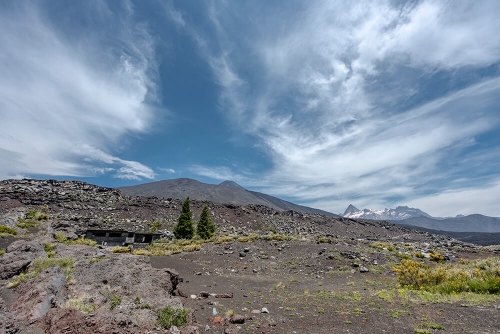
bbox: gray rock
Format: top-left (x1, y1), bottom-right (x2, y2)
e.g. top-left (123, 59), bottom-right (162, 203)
top-left (359, 266), bottom-right (369, 273)
top-left (170, 326), bottom-right (181, 334)
top-left (11, 267), bottom-right (67, 321)
top-left (261, 307), bottom-right (269, 313)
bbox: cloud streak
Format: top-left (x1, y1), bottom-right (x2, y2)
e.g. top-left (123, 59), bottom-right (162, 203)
top-left (169, 0), bottom-right (500, 216)
top-left (0, 1), bottom-right (157, 180)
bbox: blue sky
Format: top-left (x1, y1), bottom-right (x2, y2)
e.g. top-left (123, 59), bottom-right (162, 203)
top-left (1, 0), bottom-right (499, 217)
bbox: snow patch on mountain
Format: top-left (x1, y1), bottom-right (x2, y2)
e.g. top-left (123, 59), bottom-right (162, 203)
top-left (343, 204), bottom-right (432, 220)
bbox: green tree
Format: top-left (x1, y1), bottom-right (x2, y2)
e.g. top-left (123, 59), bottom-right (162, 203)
top-left (173, 197), bottom-right (194, 239)
top-left (197, 205), bottom-right (216, 239)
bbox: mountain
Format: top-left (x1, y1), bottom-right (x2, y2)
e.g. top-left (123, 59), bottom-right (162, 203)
top-left (393, 214), bottom-right (500, 233)
top-left (343, 204), bottom-right (432, 220)
top-left (118, 178), bottom-right (336, 216)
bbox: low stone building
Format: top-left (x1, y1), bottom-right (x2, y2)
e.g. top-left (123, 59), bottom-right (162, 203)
top-left (85, 229), bottom-right (163, 248)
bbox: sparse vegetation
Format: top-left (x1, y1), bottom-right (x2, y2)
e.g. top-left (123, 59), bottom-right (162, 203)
top-left (149, 221), bottom-right (163, 232)
top-left (0, 249), bottom-right (5, 256)
top-left (16, 209), bottom-right (48, 229)
top-left (213, 234), bottom-right (235, 244)
top-left (54, 231), bottom-right (97, 246)
top-left (66, 295), bottom-right (97, 314)
top-left (0, 225), bottom-right (17, 236)
top-left (44, 243), bottom-right (57, 258)
top-left (110, 293), bottom-right (122, 310)
top-left (394, 257), bottom-right (500, 294)
top-left (429, 252), bottom-right (445, 262)
top-left (422, 322), bottom-right (445, 330)
top-left (173, 197), bottom-right (195, 239)
top-left (156, 305), bottom-right (189, 328)
top-left (370, 242), bottom-right (395, 251)
top-left (414, 329), bottom-right (431, 334)
top-left (132, 248), bottom-right (151, 255)
top-left (112, 246), bottom-right (131, 253)
top-left (8, 257), bottom-right (74, 288)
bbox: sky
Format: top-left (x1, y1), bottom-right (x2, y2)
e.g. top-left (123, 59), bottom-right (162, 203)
top-left (1, 0), bottom-right (499, 217)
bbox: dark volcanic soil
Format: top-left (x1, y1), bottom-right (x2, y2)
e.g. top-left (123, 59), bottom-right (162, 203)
top-left (0, 179), bottom-right (499, 334)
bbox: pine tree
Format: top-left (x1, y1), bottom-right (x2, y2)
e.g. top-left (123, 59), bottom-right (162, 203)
top-left (173, 197), bottom-right (194, 239)
top-left (197, 205), bottom-right (216, 239)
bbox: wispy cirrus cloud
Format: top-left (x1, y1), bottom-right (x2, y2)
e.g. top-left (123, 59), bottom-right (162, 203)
top-left (0, 1), bottom-right (157, 181)
top-left (168, 0), bottom-right (500, 216)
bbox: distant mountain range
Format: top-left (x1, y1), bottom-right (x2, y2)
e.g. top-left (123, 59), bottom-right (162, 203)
top-left (343, 204), bottom-right (500, 233)
top-left (343, 204), bottom-right (432, 220)
top-left (118, 178), bottom-right (336, 216)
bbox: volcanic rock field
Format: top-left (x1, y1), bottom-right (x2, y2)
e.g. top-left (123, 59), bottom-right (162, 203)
top-left (0, 179), bottom-right (499, 333)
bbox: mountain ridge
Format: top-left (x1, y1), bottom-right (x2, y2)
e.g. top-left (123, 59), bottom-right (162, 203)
top-left (118, 178), bottom-right (337, 216)
top-left (343, 204), bottom-right (500, 233)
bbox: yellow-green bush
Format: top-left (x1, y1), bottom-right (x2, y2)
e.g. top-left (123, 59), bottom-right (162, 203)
top-left (183, 244), bottom-right (201, 252)
top-left (370, 241), bottom-right (395, 251)
top-left (429, 252), bottom-right (445, 262)
top-left (16, 209), bottom-right (48, 229)
top-left (112, 246), bottom-right (131, 253)
top-left (66, 295), bottom-right (97, 314)
top-left (156, 305), bottom-right (189, 328)
top-left (54, 231), bottom-right (68, 243)
top-left (54, 232), bottom-right (97, 247)
top-left (132, 248), bottom-right (151, 255)
top-left (0, 225), bottom-right (17, 236)
top-left (238, 233), bottom-right (259, 243)
top-left (394, 258), bottom-right (500, 294)
top-left (414, 252), bottom-right (425, 259)
top-left (261, 233), bottom-right (291, 241)
top-left (213, 234), bottom-right (235, 244)
top-left (71, 238), bottom-right (98, 247)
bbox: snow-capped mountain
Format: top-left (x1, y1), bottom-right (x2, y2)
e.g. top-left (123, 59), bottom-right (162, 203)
top-left (342, 204), bottom-right (432, 220)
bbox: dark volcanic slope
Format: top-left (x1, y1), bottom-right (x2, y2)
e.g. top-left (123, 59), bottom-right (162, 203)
top-left (118, 178), bottom-right (336, 216)
top-left (393, 214), bottom-right (500, 232)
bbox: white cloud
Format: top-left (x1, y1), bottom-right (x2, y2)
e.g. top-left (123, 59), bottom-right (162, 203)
top-left (171, 0), bottom-right (500, 216)
top-left (404, 180), bottom-right (500, 218)
top-left (0, 1), bottom-right (157, 181)
top-left (159, 168), bottom-right (176, 174)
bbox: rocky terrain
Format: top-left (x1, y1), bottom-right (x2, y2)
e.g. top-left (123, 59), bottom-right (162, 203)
top-left (0, 179), bottom-right (499, 334)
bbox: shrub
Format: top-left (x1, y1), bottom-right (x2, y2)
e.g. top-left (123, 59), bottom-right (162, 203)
top-left (66, 295), bottom-right (97, 314)
top-left (71, 238), bottom-right (98, 247)
top-left (16, 210), bottom-right (48, 229)
top-left (149, 221), bottom-right (163, 233)
top-left (132, 248), bottom-right (151, 255)
top-left (183, 244), bottom-right (201, 252)
top-left (44, 243), bottom-right (57, 252)
top-left (429, 252), bottom-right (445, 262)
top-left (213, 235), bottom-right (235, 244)
top-left (394, 258), bottom-right (500, 294)
top-left (0, 225), bottom-right (17, 235)
top-left (110, 293), bottom-right (122, 310)
top-left (317, 236), bottom-right (330, 244)
top-left (26, 209), bottom-right (48, 221)
top-left (0, 249), bottom-right (5, 256)
top-left (112, 246), bottom-right (131, 253)
top-left (173, 198), bottom-right (195, 239)
top-left (197, 205), bottom-right (216, 239)
top-left (54, 232), bottom-right (97, 247)
top-left (414, 252), bottom-right (425, 259)
top-left (54, 231), bottom-right (68, 243)
top-left (370, 241), bottom-right (394, 251)
top-left (156, 305), bottom-right (189, 328)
